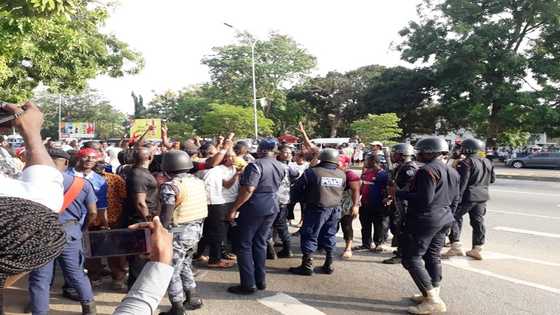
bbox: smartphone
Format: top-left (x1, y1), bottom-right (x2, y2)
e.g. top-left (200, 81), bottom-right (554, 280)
top-left (0, 101), bottom-right (16, 128)
top-left (83, 228), bottom-right (151, 258)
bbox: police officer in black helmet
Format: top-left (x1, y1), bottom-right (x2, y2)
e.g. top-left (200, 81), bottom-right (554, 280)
top-left (443, 138), bottom-right (495, 260)
top-left (383, 143), bottom-right (419, 265)
top-left (397, 137), bottom-right (460, 314)
top-left (289, 148), bottom-right (346, 276)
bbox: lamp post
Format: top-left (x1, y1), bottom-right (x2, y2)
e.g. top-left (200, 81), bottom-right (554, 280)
top-left (224, 22), bottom-right (258, 141)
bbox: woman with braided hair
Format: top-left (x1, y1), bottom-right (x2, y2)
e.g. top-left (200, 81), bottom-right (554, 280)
top-left (0, 197), bottom-right (66, 315)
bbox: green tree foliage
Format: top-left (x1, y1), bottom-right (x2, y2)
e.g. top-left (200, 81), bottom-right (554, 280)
top-left (34, 89), bottom-right (127, 139)
top-left (145, 88), bottom-right (213, 135)
top-left (201, 104), bottom-right (274, 138)
top-left (350, 113), bottom-right (403, 145)
top-left (201, 32), bottom-right (316, 114)
top-left (0, 0), bottom-right (143, 101)
top-left (398, 0), bottom-right (560, 147)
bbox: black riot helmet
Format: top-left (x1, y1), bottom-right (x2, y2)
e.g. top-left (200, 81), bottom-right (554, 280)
top-left (414, 137), bottom-right (449, 154)
top-left (319, 148), bottom-right (340, 165)
top-left (461, 138), bottom-right (485, 155)
top-left (161, 150), bottom-right (193, 172)
top-left (392, 143), bottom-right (415, 156)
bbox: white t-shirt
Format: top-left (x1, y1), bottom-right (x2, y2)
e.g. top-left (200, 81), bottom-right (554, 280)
top-left (288, 161), bottom-right (309, 177)
top-left (203, 165), bottom-right (239, 205)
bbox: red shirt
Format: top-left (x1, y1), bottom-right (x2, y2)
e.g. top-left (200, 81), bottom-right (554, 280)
top-left (360, 168), bottom-right (381, 204)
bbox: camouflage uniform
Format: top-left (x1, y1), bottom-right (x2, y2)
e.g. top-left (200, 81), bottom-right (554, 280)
top-left (161, 175), bottom-right (204, 303)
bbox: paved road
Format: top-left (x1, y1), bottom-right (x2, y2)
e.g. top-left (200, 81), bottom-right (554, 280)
top-left (5, 178), bottom-right (560, 315)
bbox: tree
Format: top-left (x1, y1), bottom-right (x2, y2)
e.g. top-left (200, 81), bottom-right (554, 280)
top-left (398, 0), bottom-right (560, 148)
top-left (34, 89), bottom-right (127, 139)
top-left (350, 113), bottom-right (403, 144)
top-left (0, 1), bottom-right (143, 101)
top-left (145, 88), bottom-right (212, 134)
top-left (201, 104), bottom-right (274, 138)
top-left (202, 32), bottom-right (316, 111)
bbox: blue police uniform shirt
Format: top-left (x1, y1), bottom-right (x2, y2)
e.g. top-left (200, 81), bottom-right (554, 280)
top-left (66, 168), bottom-right (108, 209)
top-left (239, 156), bottom-right (286, 216)
top-left (59, 173), bottom-right (98, 227)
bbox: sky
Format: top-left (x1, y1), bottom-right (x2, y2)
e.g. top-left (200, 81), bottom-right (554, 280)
top-left (89, 0), bottom-right (421, 114)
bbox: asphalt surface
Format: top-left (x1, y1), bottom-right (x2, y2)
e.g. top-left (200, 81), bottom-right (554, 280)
top-left (5, 178), bottom-right (560, 315)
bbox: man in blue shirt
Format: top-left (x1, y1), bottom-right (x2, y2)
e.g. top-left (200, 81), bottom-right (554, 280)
top-left (28, 149), bottom-right (98, 315)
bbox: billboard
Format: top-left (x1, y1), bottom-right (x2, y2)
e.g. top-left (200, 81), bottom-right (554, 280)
top-left (130, 119), bottom-right (161, 141)
top-left (60, 122), bottom-right (95, 139)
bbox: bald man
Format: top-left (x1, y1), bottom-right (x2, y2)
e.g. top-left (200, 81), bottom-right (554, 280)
top-left (124, 146), bottom-right (160, 289)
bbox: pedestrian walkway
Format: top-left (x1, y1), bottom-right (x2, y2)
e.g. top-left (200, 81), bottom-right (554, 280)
top-left (494, 164), bottom-right (560, 182)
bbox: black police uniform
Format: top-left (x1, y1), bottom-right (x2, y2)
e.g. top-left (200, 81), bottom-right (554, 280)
top-left (235, 156), bottom-right (286, 289)
top-left (449, 155), bottom-right (495, 246)
top-left (398, 158), bottom-right (460, 294)
top-left (389, 160), bottom-right (419, 255)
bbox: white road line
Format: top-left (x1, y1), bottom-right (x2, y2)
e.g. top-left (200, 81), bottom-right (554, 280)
top-left (488, 210), bottom-right (560, 220)
top-left (482, 251), bottom-right (560, 267)
top-left (493, 226), bottom-right (560, 239)
top-left (444, 258), bottom-right (560, 295)
top-left (258, 293), bottom-right (326, 315)
top-left (491, 189), bottom-right (560, 197)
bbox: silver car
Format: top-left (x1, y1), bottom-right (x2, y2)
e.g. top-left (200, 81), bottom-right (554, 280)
top-left (506, 152), bottom-right (560, 169)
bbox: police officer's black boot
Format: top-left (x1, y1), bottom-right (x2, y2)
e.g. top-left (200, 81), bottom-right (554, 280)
top-left (81, 301), bottom-right (97, 315)
top-left (159, 302), bottom-right (185, 315)
top-left (266, 240), bottom-right (278, 260)
top-left (319, 251), bottom-right (334, 274)
top-left (289, 254), bottom-right (313, 276)
top-left (183, 288), bottom-right (203, 310)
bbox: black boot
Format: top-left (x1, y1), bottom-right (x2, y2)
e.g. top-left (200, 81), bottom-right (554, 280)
top-left (183, 288), bottom-right (203, 310)
top-left (266, 240), bottom-right (277, 260)
top-left (159, 302), bottom-right (185, 315)
top-left (319, 252), bottom-right (334, 274)
top-left (278, 243), bottom-right (294, 258)
top-left (81, 301), bottom-right (97, 315)
top-left (289, 254), bottom-right (313, 276)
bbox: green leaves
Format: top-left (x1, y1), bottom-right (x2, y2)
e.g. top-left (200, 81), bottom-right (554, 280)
top-left (350, 113), bottom-right (403, 145)
top-left (201, 104), bottom-right (274, 138)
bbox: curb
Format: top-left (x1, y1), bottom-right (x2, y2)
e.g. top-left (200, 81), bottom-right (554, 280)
top-left (495, 174), bottom-right (560, 183)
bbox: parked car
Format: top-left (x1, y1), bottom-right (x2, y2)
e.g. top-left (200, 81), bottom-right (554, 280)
top-left (506, 152), bottom-right (560, 169)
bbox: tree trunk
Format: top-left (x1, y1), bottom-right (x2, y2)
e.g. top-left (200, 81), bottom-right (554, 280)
top-left (329, 120), bottom-right (339, 138)
top-left (486, 102), bottom-right (501, 149)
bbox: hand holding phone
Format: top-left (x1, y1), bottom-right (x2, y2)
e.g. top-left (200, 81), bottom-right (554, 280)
top-left (129, 216), bottom-right (173, 265)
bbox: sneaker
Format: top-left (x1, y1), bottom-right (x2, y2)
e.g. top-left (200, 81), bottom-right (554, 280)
top-left (466, 246), bottom-right (483, 260)
top-left (351, 245), bottom-right (371, 252)
top-left (442, 242), bottom-right (464, 259)
top-left (408, 288), bottom-right (446, 314)
top-left (371, 245), bottom-right (384, 253)
top-left (382, 256), bottom-right (401, 264)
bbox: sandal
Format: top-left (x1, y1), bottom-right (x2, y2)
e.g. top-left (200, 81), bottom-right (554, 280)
top-left (351, 245), bottom-right (370, 251)
top-left (208, 260), bottom-right (235, 269)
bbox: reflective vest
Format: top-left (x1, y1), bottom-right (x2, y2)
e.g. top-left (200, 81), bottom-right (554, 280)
top-left (172, 175), bottom-right (208, 224)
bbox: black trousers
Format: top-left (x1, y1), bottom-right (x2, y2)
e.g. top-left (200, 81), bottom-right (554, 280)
top-left (269, 205), bottom-right (290, 249)
top-left (389, 201), bottom-right (407, 254)
top-left (359, 205), bottom-right (389, 247)
top-left (449, 202), bottom-right (486, 246)
top-left (339, 215), bottom-right (354, 242)
top-left (402, 222), bottom-right (452, 295)
top-left (197, 203), bottom-right (230, 263)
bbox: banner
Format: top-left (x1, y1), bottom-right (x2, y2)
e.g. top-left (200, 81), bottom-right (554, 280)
top-left (130, 119), bottom-right (161, 141)
top-left (60, 122), bottom-right (95, 139)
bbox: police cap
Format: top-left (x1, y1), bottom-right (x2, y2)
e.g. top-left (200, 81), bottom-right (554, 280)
top-left (461, 138), bottom-right (485, 154)
top-left (161, 150), bottom-right (193, 172)
top-left (319, 148), bottom-right (340, 165)
top-left (414, 137), bottom-right (449, 154)
top-left (392, 143), bottom-right (415, 156)
top-left (257, 138), bottom-right (278, 152)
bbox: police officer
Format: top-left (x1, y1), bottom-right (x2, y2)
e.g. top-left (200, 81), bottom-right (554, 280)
top-left (226, 138), bottom-right (286, 295)
top-left (289, 148), bottom-right (346, 276)
top-left (383, 143), bottom-right (419, 264)
top-left (29, 148), bottom-right (98, 315)
top-left (159, 150), bottom-right (207, 315)
top-left (397, 137), bottom-right (460, 314)
top-left (443, 138), bottom-right (495, 260)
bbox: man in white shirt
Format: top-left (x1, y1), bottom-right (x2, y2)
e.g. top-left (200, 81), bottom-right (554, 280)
top-left (0, 102), bottom-right (63, 211)
top-left (196, 150), bottom-right (240, 268)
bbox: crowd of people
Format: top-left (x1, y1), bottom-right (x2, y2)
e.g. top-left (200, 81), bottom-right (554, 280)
top-left (0, 101), bottom-right (495, 315)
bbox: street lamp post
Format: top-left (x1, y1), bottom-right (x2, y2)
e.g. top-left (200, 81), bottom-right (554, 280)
top-left (224, 22), bottom-right (258, 141)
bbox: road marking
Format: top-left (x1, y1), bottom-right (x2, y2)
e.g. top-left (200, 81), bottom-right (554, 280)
top-left (493, 226), bottom-right (560, 239)
top-left (482, 251), bottom-right (560, 267)
top-left (488, 210), bottom-right (560, 220)
top-left (258, 293), bottom-right (325, 315)
top-left (444, 258), bottom-right (560, 295)
top-left (491, 189), bottom-right (560, 197)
